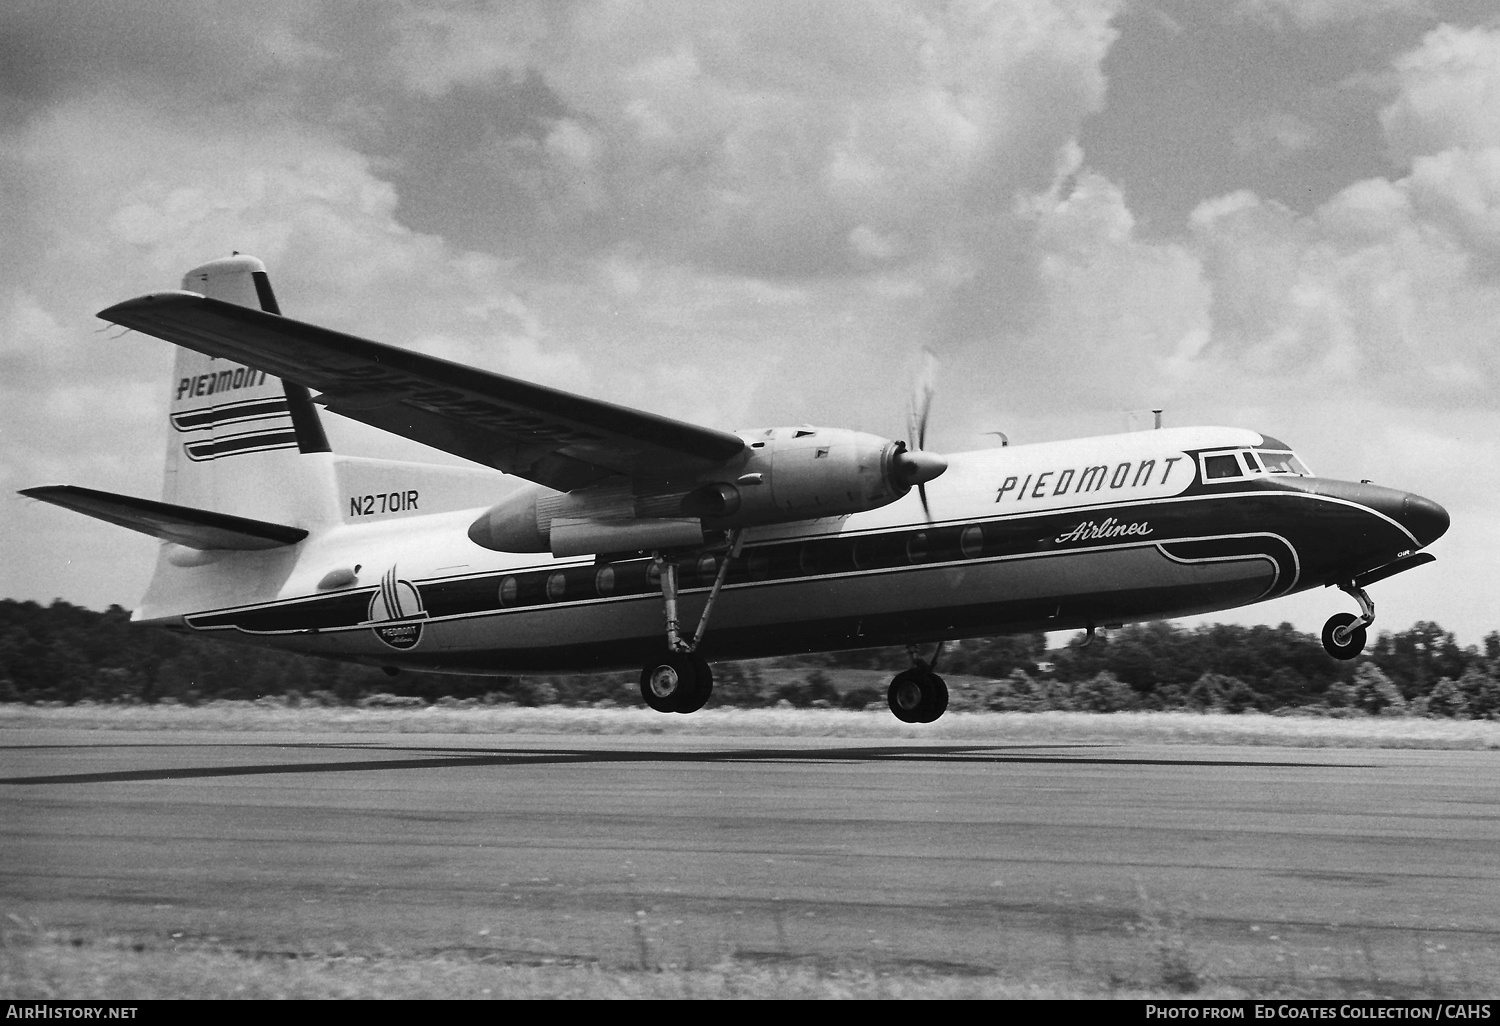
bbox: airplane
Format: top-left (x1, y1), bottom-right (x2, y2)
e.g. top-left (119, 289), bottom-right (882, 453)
top-left (20, 255), bottom-right (1450, 722)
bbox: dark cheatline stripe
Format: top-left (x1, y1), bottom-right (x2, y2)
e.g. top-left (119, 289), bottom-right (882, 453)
top-left (183, 429), bottom-right (299, 462)
top-left (184, 499), bottom-right (1252, 635)
top-left (171, 397), bottom-right (290, 432)
top-left (178, 487), bottom-right (1412, 645)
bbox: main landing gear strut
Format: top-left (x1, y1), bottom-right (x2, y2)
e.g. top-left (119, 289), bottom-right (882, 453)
top-left (636, 532), bottom-right (953, 724)
top-left (639, 531), bottom-right (742, 714)
top-left (1321, 581), bottom-right (1375, 660)
top-left (888, 642), bottom-right (949, 723)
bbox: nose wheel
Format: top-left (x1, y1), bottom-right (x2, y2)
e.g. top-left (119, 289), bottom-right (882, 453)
top-left (1321, 581), bottom-right (1375, 660)
top-left (1321, 612), bottom-right (1367, 660)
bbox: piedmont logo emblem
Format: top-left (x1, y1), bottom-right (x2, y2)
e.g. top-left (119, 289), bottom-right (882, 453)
top-left (365, 566), bottom-right (429, 650)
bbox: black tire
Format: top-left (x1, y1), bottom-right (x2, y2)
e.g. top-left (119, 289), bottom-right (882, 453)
top-left (925, 672), bottom-right (948, 722)
top-left (1321, 612), bottom-right (1367, 660)
top-left (639, 651), bottom-right (709, 713)
top-left (674, 655), bottom-right (713, 714)
top-left (887, 669), bottom-right (948, 723)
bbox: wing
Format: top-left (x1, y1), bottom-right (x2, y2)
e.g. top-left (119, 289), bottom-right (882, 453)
top-left (20, 485), bottom-right (307, 550)
top-left (99, 292), bottom-right (747, 492)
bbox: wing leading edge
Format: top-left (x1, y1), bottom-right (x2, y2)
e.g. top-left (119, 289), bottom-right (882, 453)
top-left (99, 292), bottom-right (747, 492)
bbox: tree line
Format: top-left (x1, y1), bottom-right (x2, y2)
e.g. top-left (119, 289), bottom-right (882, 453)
top-left (1, 598), bottom-right (1497, 717)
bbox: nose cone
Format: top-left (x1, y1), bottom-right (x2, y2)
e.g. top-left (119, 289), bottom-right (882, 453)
top-left (1400, 493), bottom-right (1450, 549)
top-left (894, 449), bottom-right (948, 488)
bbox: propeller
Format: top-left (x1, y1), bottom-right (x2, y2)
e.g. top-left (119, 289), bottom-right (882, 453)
top-left (899, 350), bottom-right (946, 520)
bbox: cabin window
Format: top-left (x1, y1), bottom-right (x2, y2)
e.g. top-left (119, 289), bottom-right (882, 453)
top-left (799, 544), bottom-right (820, 574)
top-left (906, 532), bottom-right (928, 563)
top-left (852, 536), bottom-right (877, 570)
top-left (960, 525), bottom-right (984, 559)
top-left (746, 548), bottom-right (770, 580)
top-left (497, 576), bottom-right (519, 607)
top-left (546, 572), bottom-right (567, 601)
top-left (697, 553), bottom-right (719, 584)
top-left (594, 565), bottom-right (615, 596)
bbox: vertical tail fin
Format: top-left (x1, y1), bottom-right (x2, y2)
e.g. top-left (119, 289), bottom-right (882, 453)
top-left (165, 255), bottom-right (335, 526)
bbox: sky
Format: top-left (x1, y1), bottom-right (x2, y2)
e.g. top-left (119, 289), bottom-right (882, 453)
top-left (4, 0), bottom-right (1500, 647)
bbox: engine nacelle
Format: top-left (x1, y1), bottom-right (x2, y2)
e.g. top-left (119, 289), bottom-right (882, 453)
top-left (467, 486), bottom-right (709, 556)
top-left (466, 425), bottom-right (945, 555)
top-left (701, 427), bottom-right (919, 525)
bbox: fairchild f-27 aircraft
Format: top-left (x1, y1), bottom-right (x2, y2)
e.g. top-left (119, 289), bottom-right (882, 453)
top-left (22, 256), bottom-right (1449, 722)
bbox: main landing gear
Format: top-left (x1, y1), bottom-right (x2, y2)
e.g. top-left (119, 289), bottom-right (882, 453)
top-left (639, 532), bottom-right (742, 714)
top-left (1321, 581), bottom-right (1375, 660)
top-left (888, 643), bottom-right (949, 723)
top-left (639, 649), bottom-right (713, 714)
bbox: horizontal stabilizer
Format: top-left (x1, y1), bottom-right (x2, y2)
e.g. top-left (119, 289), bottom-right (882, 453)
top-left (19, 485), bottom-right (307, 551)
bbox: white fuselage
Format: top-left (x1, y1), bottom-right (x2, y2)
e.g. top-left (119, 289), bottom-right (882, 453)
top-left (146, 425), bottom-right (1435, 675)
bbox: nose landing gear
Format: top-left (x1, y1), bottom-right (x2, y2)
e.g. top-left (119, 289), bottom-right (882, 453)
top-left (1321, 581), bottom-right (1375, 660)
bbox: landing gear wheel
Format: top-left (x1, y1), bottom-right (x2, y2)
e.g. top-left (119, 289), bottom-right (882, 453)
top-left (1321, 612), bottom-right (1367, 660)
top-left (674, 655), bottom-right (713, 714)
top-left (639, 651), bottom-right (712, 713)
top-left (887, 669), bottom-right (949, 723)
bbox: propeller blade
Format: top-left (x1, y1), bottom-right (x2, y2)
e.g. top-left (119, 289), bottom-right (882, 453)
top-left (903, 350), bottom-right (942, 523)
top-left (908, 349), bottom-right (937, 451)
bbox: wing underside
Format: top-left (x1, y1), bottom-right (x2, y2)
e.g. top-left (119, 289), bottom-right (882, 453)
top-left (98, 293), bottom-right (747, 492)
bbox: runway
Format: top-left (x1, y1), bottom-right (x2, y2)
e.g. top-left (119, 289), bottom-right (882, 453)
top-left (4, 730), bottom-right (1499, 993)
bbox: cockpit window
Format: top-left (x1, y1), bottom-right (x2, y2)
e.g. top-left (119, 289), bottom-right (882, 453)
top-left (1256, 450), bottom-right (1310, 476)
top-left (1202, 454), bottom-right (1243, 480)
top-left (1200, 447), bottom-right (1313, 483)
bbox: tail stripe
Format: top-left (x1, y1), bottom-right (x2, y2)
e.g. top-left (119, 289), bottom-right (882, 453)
top-left (183, 429), bottom-right (299, 462)
top-left (170, 397), bottom-right (290, 432)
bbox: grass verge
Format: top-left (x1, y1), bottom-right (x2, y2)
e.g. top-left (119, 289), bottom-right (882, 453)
top-left (3, 703), bottom-right (1499, 748)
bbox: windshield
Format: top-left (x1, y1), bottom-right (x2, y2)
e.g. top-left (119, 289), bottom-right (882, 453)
top-left (1256, 450), bottom-right (1311, 476)
top-left (1199, 447), bottom-right (1313, 483)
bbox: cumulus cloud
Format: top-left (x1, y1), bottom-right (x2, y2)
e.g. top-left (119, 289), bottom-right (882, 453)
top-left (378, 0), bottom-right (1121, 277)
top-left (1381, 23), bottom-right (1500, 162)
